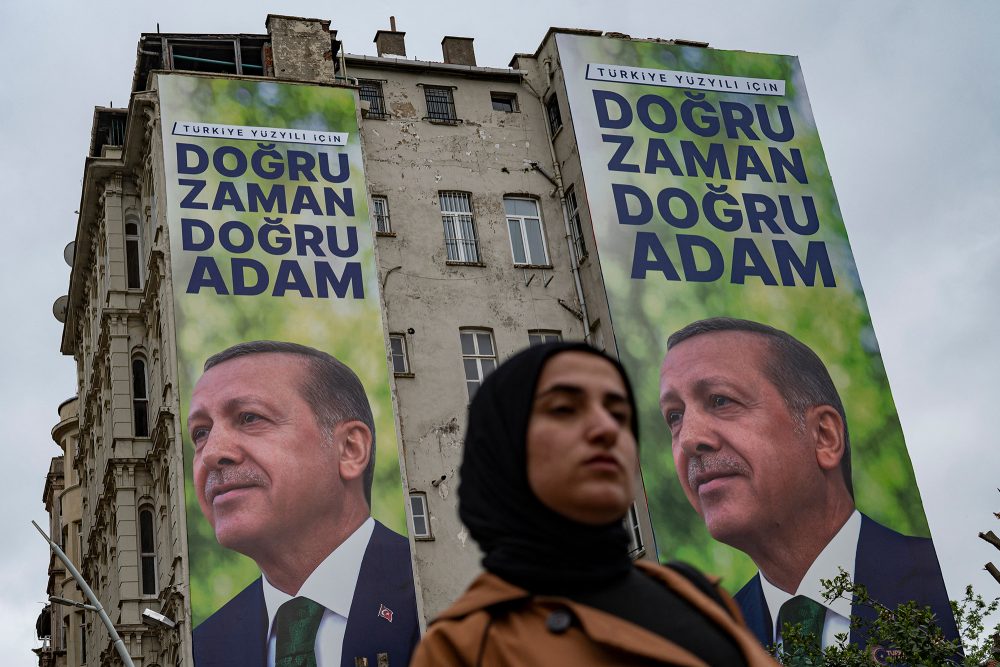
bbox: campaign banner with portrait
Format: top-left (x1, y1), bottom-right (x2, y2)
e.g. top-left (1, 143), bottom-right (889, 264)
top-left (157, 74), bottom-right (419, 665)
top-left (556, 34), bottom-right (956, 647)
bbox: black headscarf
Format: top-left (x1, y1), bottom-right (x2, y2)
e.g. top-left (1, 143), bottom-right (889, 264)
top-left (458, 341), bottom-right (639, 592)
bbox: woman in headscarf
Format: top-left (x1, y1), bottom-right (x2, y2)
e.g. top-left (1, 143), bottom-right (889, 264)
top-left (411, 341), bottom-right (777, 666)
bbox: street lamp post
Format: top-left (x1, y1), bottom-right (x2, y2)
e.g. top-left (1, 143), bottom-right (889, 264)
top-left (32, 520), bottom-right (136, 667)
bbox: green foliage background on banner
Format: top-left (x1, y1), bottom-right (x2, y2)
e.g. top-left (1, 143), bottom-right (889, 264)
top-left (158, 75), bottom-right (408, 625)
top-left (556, 35), bottom-right (931, 591)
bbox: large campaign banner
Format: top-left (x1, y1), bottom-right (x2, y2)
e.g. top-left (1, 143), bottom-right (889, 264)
top-left (557, 34), bottom-right (955, 649)
top-left (158, 74), bottom-right (419, 666)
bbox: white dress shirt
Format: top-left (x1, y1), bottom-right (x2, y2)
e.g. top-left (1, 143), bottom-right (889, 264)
top-left (262, 517), bottom-right (375, 667)
top-left (759, 510), bottom-right (861, 648)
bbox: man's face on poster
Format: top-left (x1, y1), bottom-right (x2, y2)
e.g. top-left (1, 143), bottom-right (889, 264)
top-left (658, 331), bottom-right (825, 550)
top-left (188, 353), bottom-right (348, 556)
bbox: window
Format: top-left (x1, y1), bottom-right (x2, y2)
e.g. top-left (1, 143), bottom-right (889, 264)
top-left (132, 357), bottom-right (149, 437)
top-left (125, 215), bottom-right (143, 289)
top-left (388, 334), bottom-right (410, 375)
top-left (371, 195), bottom-right (391, 234)
top-left (460, 330), bottom-right (497, 399)
top-left (440, 192), bottom-right (480, 263)
top-left (546, 94), bottom-right (563, 134)
top-left (79, 612), bottom-right (87, 664)
top-left (490, 92), bottom-right (518, 112)
top-left (424, 86), bottom-right (458, 123)
top-left (504, 197), bottom-right (549, 266)
top-left (76, 521), bottom-right (83, 563)
top-left (566, 186), bottom-right (588, 261)
top-left (358, 79), bottom-right (389, 119)
top-left (168, 39), bottom-right (264, 75)
top-left (409, 492), bottom-right (432, 540)
top-left (625, 504), bottom-right (644, 557)
top-left (528, 330), bottom-right (562, 346)
top-left (139, 508), bottom-right (157, 595)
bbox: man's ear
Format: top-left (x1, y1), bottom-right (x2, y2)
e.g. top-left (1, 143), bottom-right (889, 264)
top-left (335, 420), bottom-right (372, 481)
top-left (808, 405), bottom-right (846, 472)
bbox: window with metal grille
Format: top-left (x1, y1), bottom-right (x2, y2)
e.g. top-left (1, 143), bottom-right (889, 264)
top-left (125, 215), bottom-right (143, 289)
top-left (409, 492), bottom-right (433, 540)
top-left (440, 192), bottom-right (479, 263)
top-left (504, 197), bottom-right (549, 266)
top-left (132, 358), bottom-right (149, 437)
top-left (424, 86), bottom-right (458, 122)
top-left (546, 94), bottom-right (563, 134)
top-left (389, 334), bottom-right (410, 374)
top-left (460, 329), bottom-right (497, 399)
top-left (139, 508), bottom-right (157, 595)
top-left (371, 195), bottom-right (391, 234)
top-left (566, 186), bottom-right (588, 261)
top-left (528, 330), bottom-right (562, 346)
top-left (490, 92), bottom-right (518, 112)
top-left (358, 79), bottom-right (389, 119)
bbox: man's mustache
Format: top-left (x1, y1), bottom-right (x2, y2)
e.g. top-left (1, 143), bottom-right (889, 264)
top-left (204, 467), bottom-right (268, 501)
top-left (687, 454), bottom-right (750, 489)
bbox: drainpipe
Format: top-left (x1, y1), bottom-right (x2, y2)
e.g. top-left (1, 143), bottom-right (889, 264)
top-left (521, 75), bottom-right (592, 343)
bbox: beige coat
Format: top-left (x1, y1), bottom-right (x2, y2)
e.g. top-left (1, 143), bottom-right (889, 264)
top-left (411, 561), bottom-right (779, 666)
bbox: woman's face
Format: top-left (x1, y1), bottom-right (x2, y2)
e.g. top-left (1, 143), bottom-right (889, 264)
top-left (526, 351), bottom-right (639, 525)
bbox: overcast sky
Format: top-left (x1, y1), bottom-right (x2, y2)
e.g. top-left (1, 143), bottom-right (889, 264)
top-left (1, 0), bottom-right (997, 661)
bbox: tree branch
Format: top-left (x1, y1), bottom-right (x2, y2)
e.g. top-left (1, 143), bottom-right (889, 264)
top-left (980, 531), bottom-right (1000, 551)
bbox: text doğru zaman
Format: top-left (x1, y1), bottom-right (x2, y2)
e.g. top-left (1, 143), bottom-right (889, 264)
top-left (595, 88), bottom-right (837, 288)
top-left (175, 141), bottom-right (364, 299)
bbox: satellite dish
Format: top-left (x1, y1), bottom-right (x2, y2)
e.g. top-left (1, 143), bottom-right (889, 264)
top-left (52, 295), bottom-right (68, 323)
top-left (63, 242), bottom-right (75, 267)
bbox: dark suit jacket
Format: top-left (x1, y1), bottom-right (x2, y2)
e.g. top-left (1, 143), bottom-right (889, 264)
top-left (192, 520), bottom-right (420, 667)
top-left (734, 514), bottom-right (958, 650)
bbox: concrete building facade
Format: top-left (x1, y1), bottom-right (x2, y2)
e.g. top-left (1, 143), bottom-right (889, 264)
top-left (38, 15), bottom-right (662, 666)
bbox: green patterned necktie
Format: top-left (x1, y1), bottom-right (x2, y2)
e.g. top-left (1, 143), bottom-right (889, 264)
top-left (777, 595), bottom-right (826, 666)
top-left (274, 597), bottom-right (325, 667)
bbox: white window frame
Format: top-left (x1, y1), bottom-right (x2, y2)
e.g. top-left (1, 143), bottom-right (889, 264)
top-left (504, 197), bottom-right (549, 266)
top-left (371, 195), bottom-right (391, 234)
top-left (409, 492), bottom-right (433, 540)
top-left (566, 186), bottom-right (588, 262)
top-left (490, 91), bottom-right (518, 112)
top-left (440, 192), bottom-right (480, 263)
top-left (460, 329), bottom-right (497, 399)
top-left (388, 334), bottom-right (410, 375)
top-left (528, 330), bottom-right (562, 346)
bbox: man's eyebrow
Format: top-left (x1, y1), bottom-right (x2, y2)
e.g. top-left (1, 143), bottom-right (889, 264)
top-left (188, 394), bottom-right (277, 421)
top-left (659, 376), bottom-right (742, 406)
